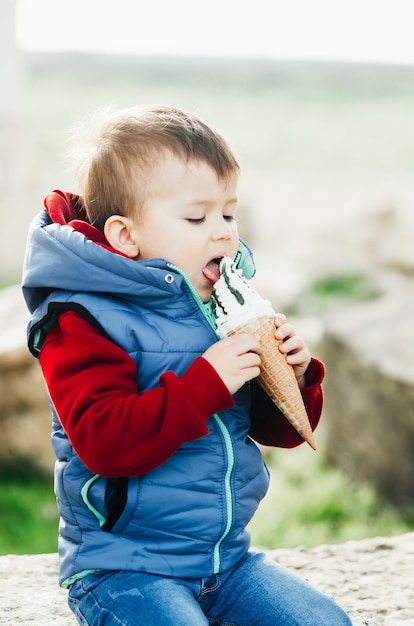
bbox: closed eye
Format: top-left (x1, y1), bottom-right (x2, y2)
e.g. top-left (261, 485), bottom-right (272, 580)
top-left (186, 214), bottom-right (236, 225)
top-left (186, 217), bottom-right (206, 224)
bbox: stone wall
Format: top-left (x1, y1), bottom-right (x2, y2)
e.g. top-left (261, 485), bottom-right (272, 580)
top-left (0, 286), bottom-right (55, 473)
top-left (317, 272), bottom-right (414, 509)
top-left (1, 533), bottom-right (413, 625)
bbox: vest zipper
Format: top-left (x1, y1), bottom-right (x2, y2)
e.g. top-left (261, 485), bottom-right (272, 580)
top-left (212, 413), bottom-right (235, 573)
top-left (167, 263), bottom-right (236, 573)
top-left (81, 474), bottom-right (107, 528)
top-left (166, 263), bottom-right (218, 331)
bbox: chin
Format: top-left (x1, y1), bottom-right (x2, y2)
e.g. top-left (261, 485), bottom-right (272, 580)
top-left (199, 287), bottom-right (213, 303)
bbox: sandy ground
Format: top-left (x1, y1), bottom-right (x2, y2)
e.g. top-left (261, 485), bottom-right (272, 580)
top-left (270, 532), bottom-right (414, 625)
top-left (1, 533), bottom-right (413, 625)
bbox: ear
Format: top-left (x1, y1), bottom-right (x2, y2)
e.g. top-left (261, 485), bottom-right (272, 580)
top-left (104, 215), bottom-right (139, 258)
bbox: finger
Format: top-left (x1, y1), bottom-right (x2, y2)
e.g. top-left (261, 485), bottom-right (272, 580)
top-left (228, 332), bottom-right (262, 355)
top-left (239, 351), bottom-right (261, 369)
top-left (286, 349), bottom-right (310, 365)
top-left (273, 313), bottom-right (287, 328)
top-left (278, 335), bottom-right (304, 354)
top-left (275, 323), bottom-right (296, 342)
top-left (244, 365), bottom-right (261, 381)
top-left (238, 359), bottom-right (261, 380)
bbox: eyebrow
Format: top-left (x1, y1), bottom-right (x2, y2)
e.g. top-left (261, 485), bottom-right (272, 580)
top-left (187, 197), bottom-right (239, 208)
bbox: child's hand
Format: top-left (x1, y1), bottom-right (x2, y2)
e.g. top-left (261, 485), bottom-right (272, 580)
top-left (203, 334), bottom-right (262, 395)
top-left (274, 313), bottom-right (311, 388)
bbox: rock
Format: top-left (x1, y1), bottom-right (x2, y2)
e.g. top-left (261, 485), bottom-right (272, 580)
top-left (318, 272), bottom-right (414, 508)
top-left (269, 532), bottom-right (414, 625)
top-left (1, 533), bottom-right (413, 624)
top-left (309, 202), bottom-right (414, 280)
top-left (0, 285), bottom-right (55, 473)
top-left (0, 553), bottom-right (72, 625)
top-left (360, 204), bottom-right (414, 275)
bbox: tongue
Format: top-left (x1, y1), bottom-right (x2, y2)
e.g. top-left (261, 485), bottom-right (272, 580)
top-left (203, 260), bottom-right (221, 286)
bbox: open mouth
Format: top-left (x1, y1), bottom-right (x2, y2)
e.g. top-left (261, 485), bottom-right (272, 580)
top-left (202, 257), bottom-right (223, 286)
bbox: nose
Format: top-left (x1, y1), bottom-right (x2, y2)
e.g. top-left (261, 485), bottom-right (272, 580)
top-left (211, 216), bottom-right (232, 241)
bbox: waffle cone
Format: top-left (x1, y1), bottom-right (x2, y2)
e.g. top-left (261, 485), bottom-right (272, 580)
top-left (231, 315), bottom-right (317, 450)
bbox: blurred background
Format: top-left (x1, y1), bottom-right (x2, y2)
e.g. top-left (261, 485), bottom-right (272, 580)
top-left (1, 0), bottom-right (413, 554)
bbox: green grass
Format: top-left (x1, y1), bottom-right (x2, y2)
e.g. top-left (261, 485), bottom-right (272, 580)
top-left (289, 272), bottom-right (381, 318)
top-left (0, 462), bottom-right (59, 555)
top-left (0, 447), bottom-right (411, 555)
top-left (249, 445), bottom-right (412, 549)
top-left (310, 273), bottom-right (377, 301)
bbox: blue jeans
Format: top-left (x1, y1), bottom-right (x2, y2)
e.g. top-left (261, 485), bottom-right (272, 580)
top-left (68, 551), bottom-right (352, 625)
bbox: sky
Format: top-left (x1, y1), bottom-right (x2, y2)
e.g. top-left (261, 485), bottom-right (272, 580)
top-left (15, 0), bottom-right (414, 65)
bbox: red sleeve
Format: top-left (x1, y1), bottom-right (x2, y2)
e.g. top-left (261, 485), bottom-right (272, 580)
top-left (39, 311), bottom-right (234, 477)
top-left (249, 358), bottom-right (325, 449)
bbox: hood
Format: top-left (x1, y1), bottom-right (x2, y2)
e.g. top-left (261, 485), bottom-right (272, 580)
top-left (22, 190), bottom-right (256, 315)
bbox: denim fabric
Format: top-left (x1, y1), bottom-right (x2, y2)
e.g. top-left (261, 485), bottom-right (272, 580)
top-left (68, 551), bottom-right (352, 625)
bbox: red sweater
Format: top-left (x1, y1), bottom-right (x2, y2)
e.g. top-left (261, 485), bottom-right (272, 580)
top-left (39, 310), bottom-right (324, 478)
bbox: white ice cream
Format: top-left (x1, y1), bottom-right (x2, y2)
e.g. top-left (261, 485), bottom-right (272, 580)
top-left (212, 256), bottom-right (274, 338)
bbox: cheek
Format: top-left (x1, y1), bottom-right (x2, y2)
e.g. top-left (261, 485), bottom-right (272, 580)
top-left (230, 227), bottom-right (240, 252)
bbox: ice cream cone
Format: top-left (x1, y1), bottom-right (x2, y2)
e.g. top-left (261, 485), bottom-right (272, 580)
top-left (212, 256), bottom-right (317, 450)
top-left (231, 315), bottom-right (317, 450)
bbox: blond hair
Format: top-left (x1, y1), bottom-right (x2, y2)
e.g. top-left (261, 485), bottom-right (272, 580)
top-left (66, 105), bottom-right (240, 231)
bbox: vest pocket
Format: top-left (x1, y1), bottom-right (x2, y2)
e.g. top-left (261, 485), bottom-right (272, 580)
top-left (81, 475), bottom-right (129, 531)
top-left (102, 477), bottom-right (128, 531)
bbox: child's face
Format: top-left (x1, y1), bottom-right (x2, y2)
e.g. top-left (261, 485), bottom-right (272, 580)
top-left (133, 152), bottom-right (240, 302)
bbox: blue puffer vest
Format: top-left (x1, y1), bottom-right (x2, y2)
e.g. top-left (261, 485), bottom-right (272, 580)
top-left (22, 209), bottom-right (270, 587)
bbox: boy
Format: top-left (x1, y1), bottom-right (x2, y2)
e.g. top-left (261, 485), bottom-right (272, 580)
top-left (22, 105), bottom-right (351, 625)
